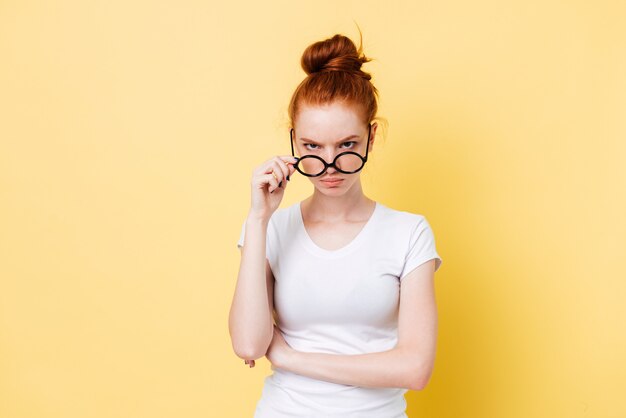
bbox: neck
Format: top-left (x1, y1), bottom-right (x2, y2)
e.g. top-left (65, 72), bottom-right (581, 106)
top-left (304, 178), bottom-right (373, 222)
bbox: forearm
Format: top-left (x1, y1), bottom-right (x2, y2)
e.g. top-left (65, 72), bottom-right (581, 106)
top-left (228, 213), bottom-right (273, 360)
top-left (281, 347), bottom-right (426, 391)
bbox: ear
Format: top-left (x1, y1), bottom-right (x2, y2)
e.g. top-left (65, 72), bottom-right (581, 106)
top-left (368, 122), bottom-right (378, 152)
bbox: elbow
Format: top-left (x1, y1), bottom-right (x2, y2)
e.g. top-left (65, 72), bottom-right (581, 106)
top-left (405, 361), bottom-right (434, 391)
top-left (233, 344), bottom-right (267, 361)
top-left (231, 335), bottom-right (271, 361)
top-left (407, 376), bottom-right (429, 392)
top-left (229, 320), bottom-right (272, 361)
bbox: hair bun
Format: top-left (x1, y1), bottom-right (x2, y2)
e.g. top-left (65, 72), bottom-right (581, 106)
top-left (301, 34), bottom-right (372, 80)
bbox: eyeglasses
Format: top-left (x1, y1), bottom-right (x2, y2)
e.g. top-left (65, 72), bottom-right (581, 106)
top-left (289, 124), bottom-right (372, 177)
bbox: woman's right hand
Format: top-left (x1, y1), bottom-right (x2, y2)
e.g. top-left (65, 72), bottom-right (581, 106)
top-left (250, 155), bottom-right (298, 219)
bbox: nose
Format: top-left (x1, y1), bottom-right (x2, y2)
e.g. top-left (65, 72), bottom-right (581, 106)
top-left (323, 153), bottom-right (339, 173)
top-left (322, 150), bottom-right (336, 163)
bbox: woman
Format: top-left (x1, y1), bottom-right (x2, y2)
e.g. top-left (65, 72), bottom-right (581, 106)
top-left (229, 31), bottom-right (443, 418)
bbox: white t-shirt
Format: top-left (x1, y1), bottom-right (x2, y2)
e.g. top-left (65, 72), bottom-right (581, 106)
top-left (237, 200), bottom-right (442, 418)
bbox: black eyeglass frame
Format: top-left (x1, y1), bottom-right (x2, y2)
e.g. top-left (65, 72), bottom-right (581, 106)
top-left (289, 123), bottom-right (372, 178)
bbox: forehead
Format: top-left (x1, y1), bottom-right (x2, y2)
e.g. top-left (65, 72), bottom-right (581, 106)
top-left (294, 102), bottom-right (364, 141)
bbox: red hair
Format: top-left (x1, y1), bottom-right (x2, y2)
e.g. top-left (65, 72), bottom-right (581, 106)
top-left (288, 29), bottom-right (379, 128)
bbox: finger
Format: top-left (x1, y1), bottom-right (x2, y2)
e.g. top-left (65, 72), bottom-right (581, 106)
top-left (255, 160), bottom-right (279, 179)
top-left (261, 157), bottom-right (286, 175)
top-left (263, 168), bottom-right (283, 190)
top-left (256, 156), bottom-right (297, 175)
top-left (280, 156), bottom-right (299, 181)
top-left (288, 163), bottom-right (296, 179)
top-left (265, 174), bottom-right (280, 194)
top-left (257, 156), bottom-right (297, 180)
top-left (287, 157), bottom-right (298, 181)
top-left (287, 157), bottom-right (299, 180)
top-left (269, 160), bottom-right (287, 183)
top-left (253, 173), bottom-right (278, 191)
top-left (275, 156), bottom-right (299, 181)
top-left (272, 158), bottom-right (290, 182)
top-left (270, 161), bottom-right (287, 189)
top-left (263, 173), bottom-right (279, 192)
top-left (277, 155), bottom-right (299, 166)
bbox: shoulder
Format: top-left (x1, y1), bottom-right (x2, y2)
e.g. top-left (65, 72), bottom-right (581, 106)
top-left (266, 201), bottom-right (298, 231)
top-left (270, 202), bottom-right (296, 222)
top-left (376, 202), bottom-right (429, 231)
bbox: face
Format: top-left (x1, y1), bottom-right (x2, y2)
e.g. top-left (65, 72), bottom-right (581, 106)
top-left (293, 101), bottom-right (377, 194)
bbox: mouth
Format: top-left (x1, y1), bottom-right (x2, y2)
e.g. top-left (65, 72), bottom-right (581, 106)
top-left (321, 178), bottom-right (343, 186)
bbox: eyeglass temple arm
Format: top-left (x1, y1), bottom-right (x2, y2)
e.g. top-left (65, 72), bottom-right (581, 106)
top-left (364, 123), bottom-right (371, 161)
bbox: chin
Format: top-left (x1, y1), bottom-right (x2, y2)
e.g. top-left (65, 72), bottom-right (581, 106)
top-left (319, 188), bottom-right (343, 193)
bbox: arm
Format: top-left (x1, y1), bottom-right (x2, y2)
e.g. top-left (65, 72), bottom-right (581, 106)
top-left (228, 213), bottom-right (276, 361)
top-left (272, 259), bottom-right (438, 391)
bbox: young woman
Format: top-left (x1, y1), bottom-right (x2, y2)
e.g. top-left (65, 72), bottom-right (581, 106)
top-left (229, 31), bottom-right (443, 418)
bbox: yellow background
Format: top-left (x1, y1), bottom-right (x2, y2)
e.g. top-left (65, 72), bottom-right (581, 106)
top-left (1, 1), bottom-right (624, 417)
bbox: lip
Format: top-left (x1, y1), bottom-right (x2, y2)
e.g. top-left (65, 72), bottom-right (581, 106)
top-left (321, 179), bottom-right (343, 185)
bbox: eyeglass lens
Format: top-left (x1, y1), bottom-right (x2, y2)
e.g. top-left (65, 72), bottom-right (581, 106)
top-left (298, 154), bottom-right (364, 176)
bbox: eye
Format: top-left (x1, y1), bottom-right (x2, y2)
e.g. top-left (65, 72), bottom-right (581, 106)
top-left (340, 141), bottom-right (356, 148)
top-left (304, 143), bottom-right (319, 150)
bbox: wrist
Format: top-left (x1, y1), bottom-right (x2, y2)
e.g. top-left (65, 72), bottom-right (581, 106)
top-left (281, 347), bottom-right (299, 370)
top-left (246, 210), bottom-right (270, 224)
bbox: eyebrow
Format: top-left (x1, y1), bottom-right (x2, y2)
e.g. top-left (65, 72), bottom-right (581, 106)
top-left (298, 135), bottom-right (360, 145)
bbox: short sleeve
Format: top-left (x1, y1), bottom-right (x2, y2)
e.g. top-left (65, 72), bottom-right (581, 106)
top-left (399, 216), bottom-right (443, 281)
top-left (237, 220), bottom-right (245, 249)
top-left (236, 218), bottom-right (274, 264)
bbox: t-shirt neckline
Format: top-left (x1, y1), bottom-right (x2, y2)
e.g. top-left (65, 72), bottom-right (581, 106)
top-left (295, 201), bottom-right (380, 258)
